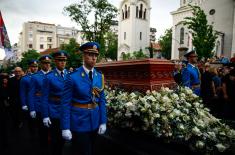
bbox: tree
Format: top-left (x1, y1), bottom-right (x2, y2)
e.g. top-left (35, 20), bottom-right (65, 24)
top-left (19, 49), bottom-right (40, 71)
top-left (183, 5), bottom-right (217, 60)
top-left (60, 38), bottom-right (82, 68)
top-left (64, 0), bottom-right (118, 60)
top-left (105, 31), bottom-right (118, 60)
top-left (158, 28), bottom-right (172, 60)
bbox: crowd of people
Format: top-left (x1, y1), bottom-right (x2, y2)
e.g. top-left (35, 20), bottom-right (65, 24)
top-left (173, 51), bottom-right (235, 120)
top-left (0, 42), bottom-right (107, 155)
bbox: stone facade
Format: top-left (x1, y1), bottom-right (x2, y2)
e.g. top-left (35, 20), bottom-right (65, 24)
top-left (171, 0), bottom-right (235, 60)
top-left (118, 0), bottom-right (151, 60)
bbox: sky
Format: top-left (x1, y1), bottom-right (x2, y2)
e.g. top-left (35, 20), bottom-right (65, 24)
top-left (0, 0), bottom-right (179, 59)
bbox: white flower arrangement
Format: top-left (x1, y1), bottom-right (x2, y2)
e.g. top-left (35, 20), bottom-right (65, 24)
top-left (105, 86), bottom-right (235, 153)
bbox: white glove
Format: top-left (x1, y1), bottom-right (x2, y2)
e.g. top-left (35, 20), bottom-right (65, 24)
top-left (22, 105), bottom-right (28, 111)
top-left (62, 130), bottom-right (72, 141)
top-left (30, 111), bottom-right (36, 118)
top-left (43, 117), bottom-right (52, 127)
top-left (98, 124), bottom-right (106, 135)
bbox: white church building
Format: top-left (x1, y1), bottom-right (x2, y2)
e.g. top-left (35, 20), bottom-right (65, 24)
top-left (118, 0), bottom-right (151, 60)
top-left (171, 0), bottom-right (235, 60)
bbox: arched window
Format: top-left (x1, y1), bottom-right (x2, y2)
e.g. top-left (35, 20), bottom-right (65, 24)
top-left (125, 5), bottom-right (127, 19)
top-left (128, 6), bottom-right (130, 18)
top-left (122, 10), bottom-right (124, 20)
top-left (140, 32), bottom-right (142, 40)
top-left (180, 27), bottom-right (184, 44)
top-left (144, 9), bottom-right (146, 19)
top-left (124, 32), bottom-right (126, 40)
top-left (139, 4), bottom-right (143, 18)
top-left (136, 6), bottom-right (139, 18)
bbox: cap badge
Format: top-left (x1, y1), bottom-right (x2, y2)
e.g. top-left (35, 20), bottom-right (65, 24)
top-left (93, 45), bottom-right (97, 50)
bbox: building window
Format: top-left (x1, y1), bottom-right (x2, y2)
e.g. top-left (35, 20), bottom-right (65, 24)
top-left (136, 6), bottom-right (138, 18)
top-left (180, 27), bottom-right (184, 44)
top-left (122, 10), bottom-right (124, 20)
top-left (47, 37), bottom-right (52, 42)
top-left (128, 6), bottom-right (130, 18)
top-left (124, 32), bottom-right (126, 40)
top-left (140, 32), bottom-right (142, 40)
top-left (125, 5), bottom-right (127, 19)
top-left (29, 44), bottom-right (33, 48)
top-left (139, 4), bottom-right (143, 19)
top-left (144, 9), bottom-right (146, 19)
top-left (48, 44), bottom-right (52, 49)
top-left (40, 44), bottom-right (44, 49)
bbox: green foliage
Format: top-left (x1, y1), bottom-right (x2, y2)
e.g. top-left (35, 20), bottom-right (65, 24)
top-left (122, 50), bottom-right (148, 60)
top-left (183, 5), bottom-right (217, 60)
top-left (122, 53), bottom-right (132, 60)
top-left (158, 28), bottom-right (172, 60)
top-left (104, 31), bottom-right (118, 61)
top-left (60, 38), bottom-right (82, 68)
top-left (19, 49), bottom-right (40, 71)
top-left (133, 49), bottom-right (148, 59)
top-left (64, 0), bottom-right (118, 60)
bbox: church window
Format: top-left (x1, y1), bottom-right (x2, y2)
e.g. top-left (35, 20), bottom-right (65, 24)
top-left (139, 4), bottom-right (143, 19)
top-left (209, 9), bottom-right (215, 15)
top-left (124, 32), bottom-right (126, 40)
top-left (128, 6), bottom-right (130, 18)
top-left (136, 6), bottom-right (139, 18)
top-left (140, 32), bottom-right (142, 40)
top-left (180, 27), bottom-right (184, 44)
top-left (125, 5), bottom-right (127, 19)
top-left (183, 0), bottom-right (186, 4)
top-left (122, 10), bottom-right (124, 20)
top-left (144, 9), bottom-right (146, 19)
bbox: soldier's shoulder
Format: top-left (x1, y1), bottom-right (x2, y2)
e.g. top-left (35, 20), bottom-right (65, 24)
top-left (95, 68), bottom-right (103, 75)
top-left (69, 69), bottom-right (79, 76)
top-left (46, 70), bottom-right (53, 76)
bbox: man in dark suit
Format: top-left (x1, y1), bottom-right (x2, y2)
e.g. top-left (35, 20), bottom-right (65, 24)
top-left (8, 67), bottom-right (24, 129)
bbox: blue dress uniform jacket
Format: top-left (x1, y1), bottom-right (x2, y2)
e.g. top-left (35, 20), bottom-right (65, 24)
top-left (182, 63), bottom-right (201, 96)
top-left (61, 66), bottom-right (107, 132)
top-left (28, 71), bottom-right (47, 113)
top-left (41, 69), bottom-right (68, 119)
top-left (20, 74), bottom-right (33, 107)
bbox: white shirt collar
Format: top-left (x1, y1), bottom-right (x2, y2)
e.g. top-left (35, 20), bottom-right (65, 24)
top-left (83, 65), bottom-right (94, 75)
top-left (56, 68), bottom-right (64, 75)
top-left (41, 70), bottom-right (50, 74)
top-left (188, 63), bottom-right (196, 68)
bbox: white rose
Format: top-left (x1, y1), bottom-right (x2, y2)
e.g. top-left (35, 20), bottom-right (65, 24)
top-left (192, 127), bottom-right (202, 136)
top-left (162, 96), bottom-right (171, 103)
top-left (147, 95), bottom-right (157, 102)
top-left (180, 93), bottom-right (186, 98)
top-left (178, 124), bottom-right (185, 131)
top-left (196, 141), bottom-right (205, 149)
top-left (215, 144), bottom-right (227, 152)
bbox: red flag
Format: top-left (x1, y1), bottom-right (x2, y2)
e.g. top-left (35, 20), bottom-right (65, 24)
top-left (0, 10), bottom-right (13, 59)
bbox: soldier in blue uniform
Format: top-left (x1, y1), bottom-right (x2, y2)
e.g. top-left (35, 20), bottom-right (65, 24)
top-left (181, 50), bottom-right (201, 96)
top-left (41, 51), bottom-right (69, 155)
top-left (61, 42), bottom-right (107, 155)
top-left (20, 59), bottom-right (38, 111)
top-left (20, 59), bottom-right (38, 135)
top-left (28, 55), bottom-right (52, 155)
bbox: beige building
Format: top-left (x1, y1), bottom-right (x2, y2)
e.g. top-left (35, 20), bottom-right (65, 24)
top-left (18, 21), bottom-right (86, 61)
top-left (19, 21), bottom-right (57, 54)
